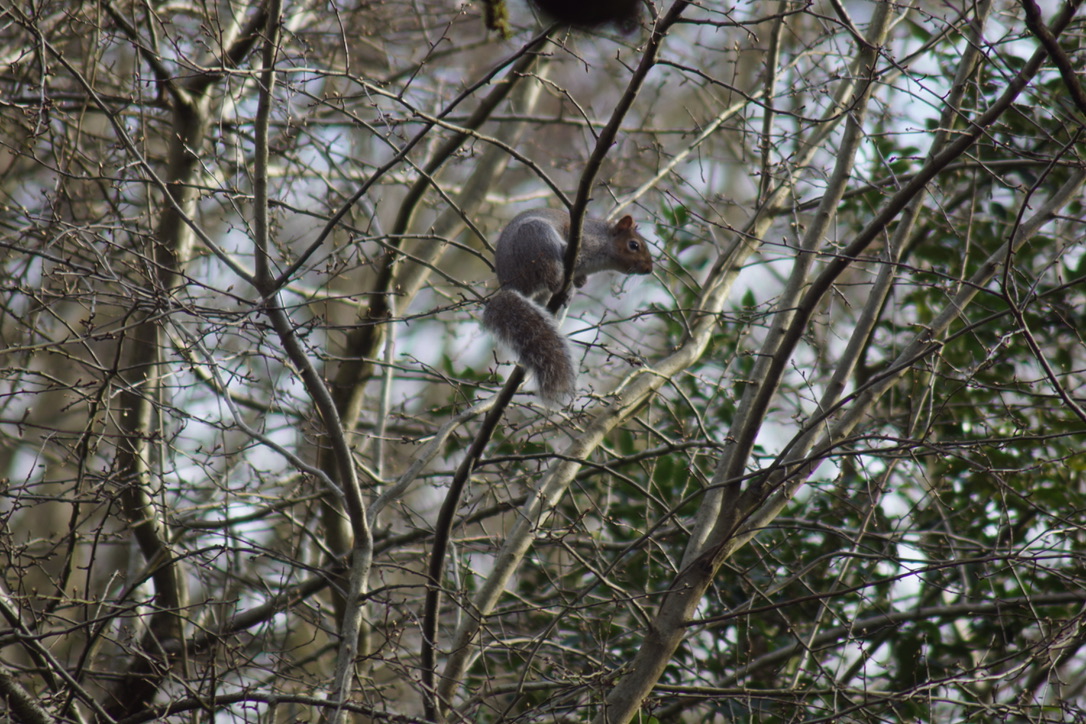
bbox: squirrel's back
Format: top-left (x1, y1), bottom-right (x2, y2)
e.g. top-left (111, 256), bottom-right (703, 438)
top-left (493, 209), bottom-right (569, 301)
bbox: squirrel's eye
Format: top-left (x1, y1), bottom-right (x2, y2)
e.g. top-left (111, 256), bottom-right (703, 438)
top-left (628, 240), bottom-right (640, 251)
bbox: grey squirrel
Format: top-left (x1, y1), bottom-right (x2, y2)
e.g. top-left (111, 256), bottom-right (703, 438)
top-left (483, 208), bottom-right (653, 407)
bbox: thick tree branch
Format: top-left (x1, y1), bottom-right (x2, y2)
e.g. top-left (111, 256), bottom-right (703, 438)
top-left (1020, 0), bottom-right (1086, 120)
top-left (0, 662), bottom-right (56, 724)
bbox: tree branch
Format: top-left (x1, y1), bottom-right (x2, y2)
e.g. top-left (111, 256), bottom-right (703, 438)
top-left (1020, 0), bottom-right (1086, 120)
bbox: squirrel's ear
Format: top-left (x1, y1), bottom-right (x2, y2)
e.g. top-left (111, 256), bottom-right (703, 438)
top-left (616, 215), bottom-right (635, 231)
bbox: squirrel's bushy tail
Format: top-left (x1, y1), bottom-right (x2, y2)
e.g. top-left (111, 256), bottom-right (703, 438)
top-left (483, 289), bottom-right (576, 408)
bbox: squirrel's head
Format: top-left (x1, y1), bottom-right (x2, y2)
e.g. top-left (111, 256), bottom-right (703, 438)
top-left (613, 216), bottom-right (653, 275)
